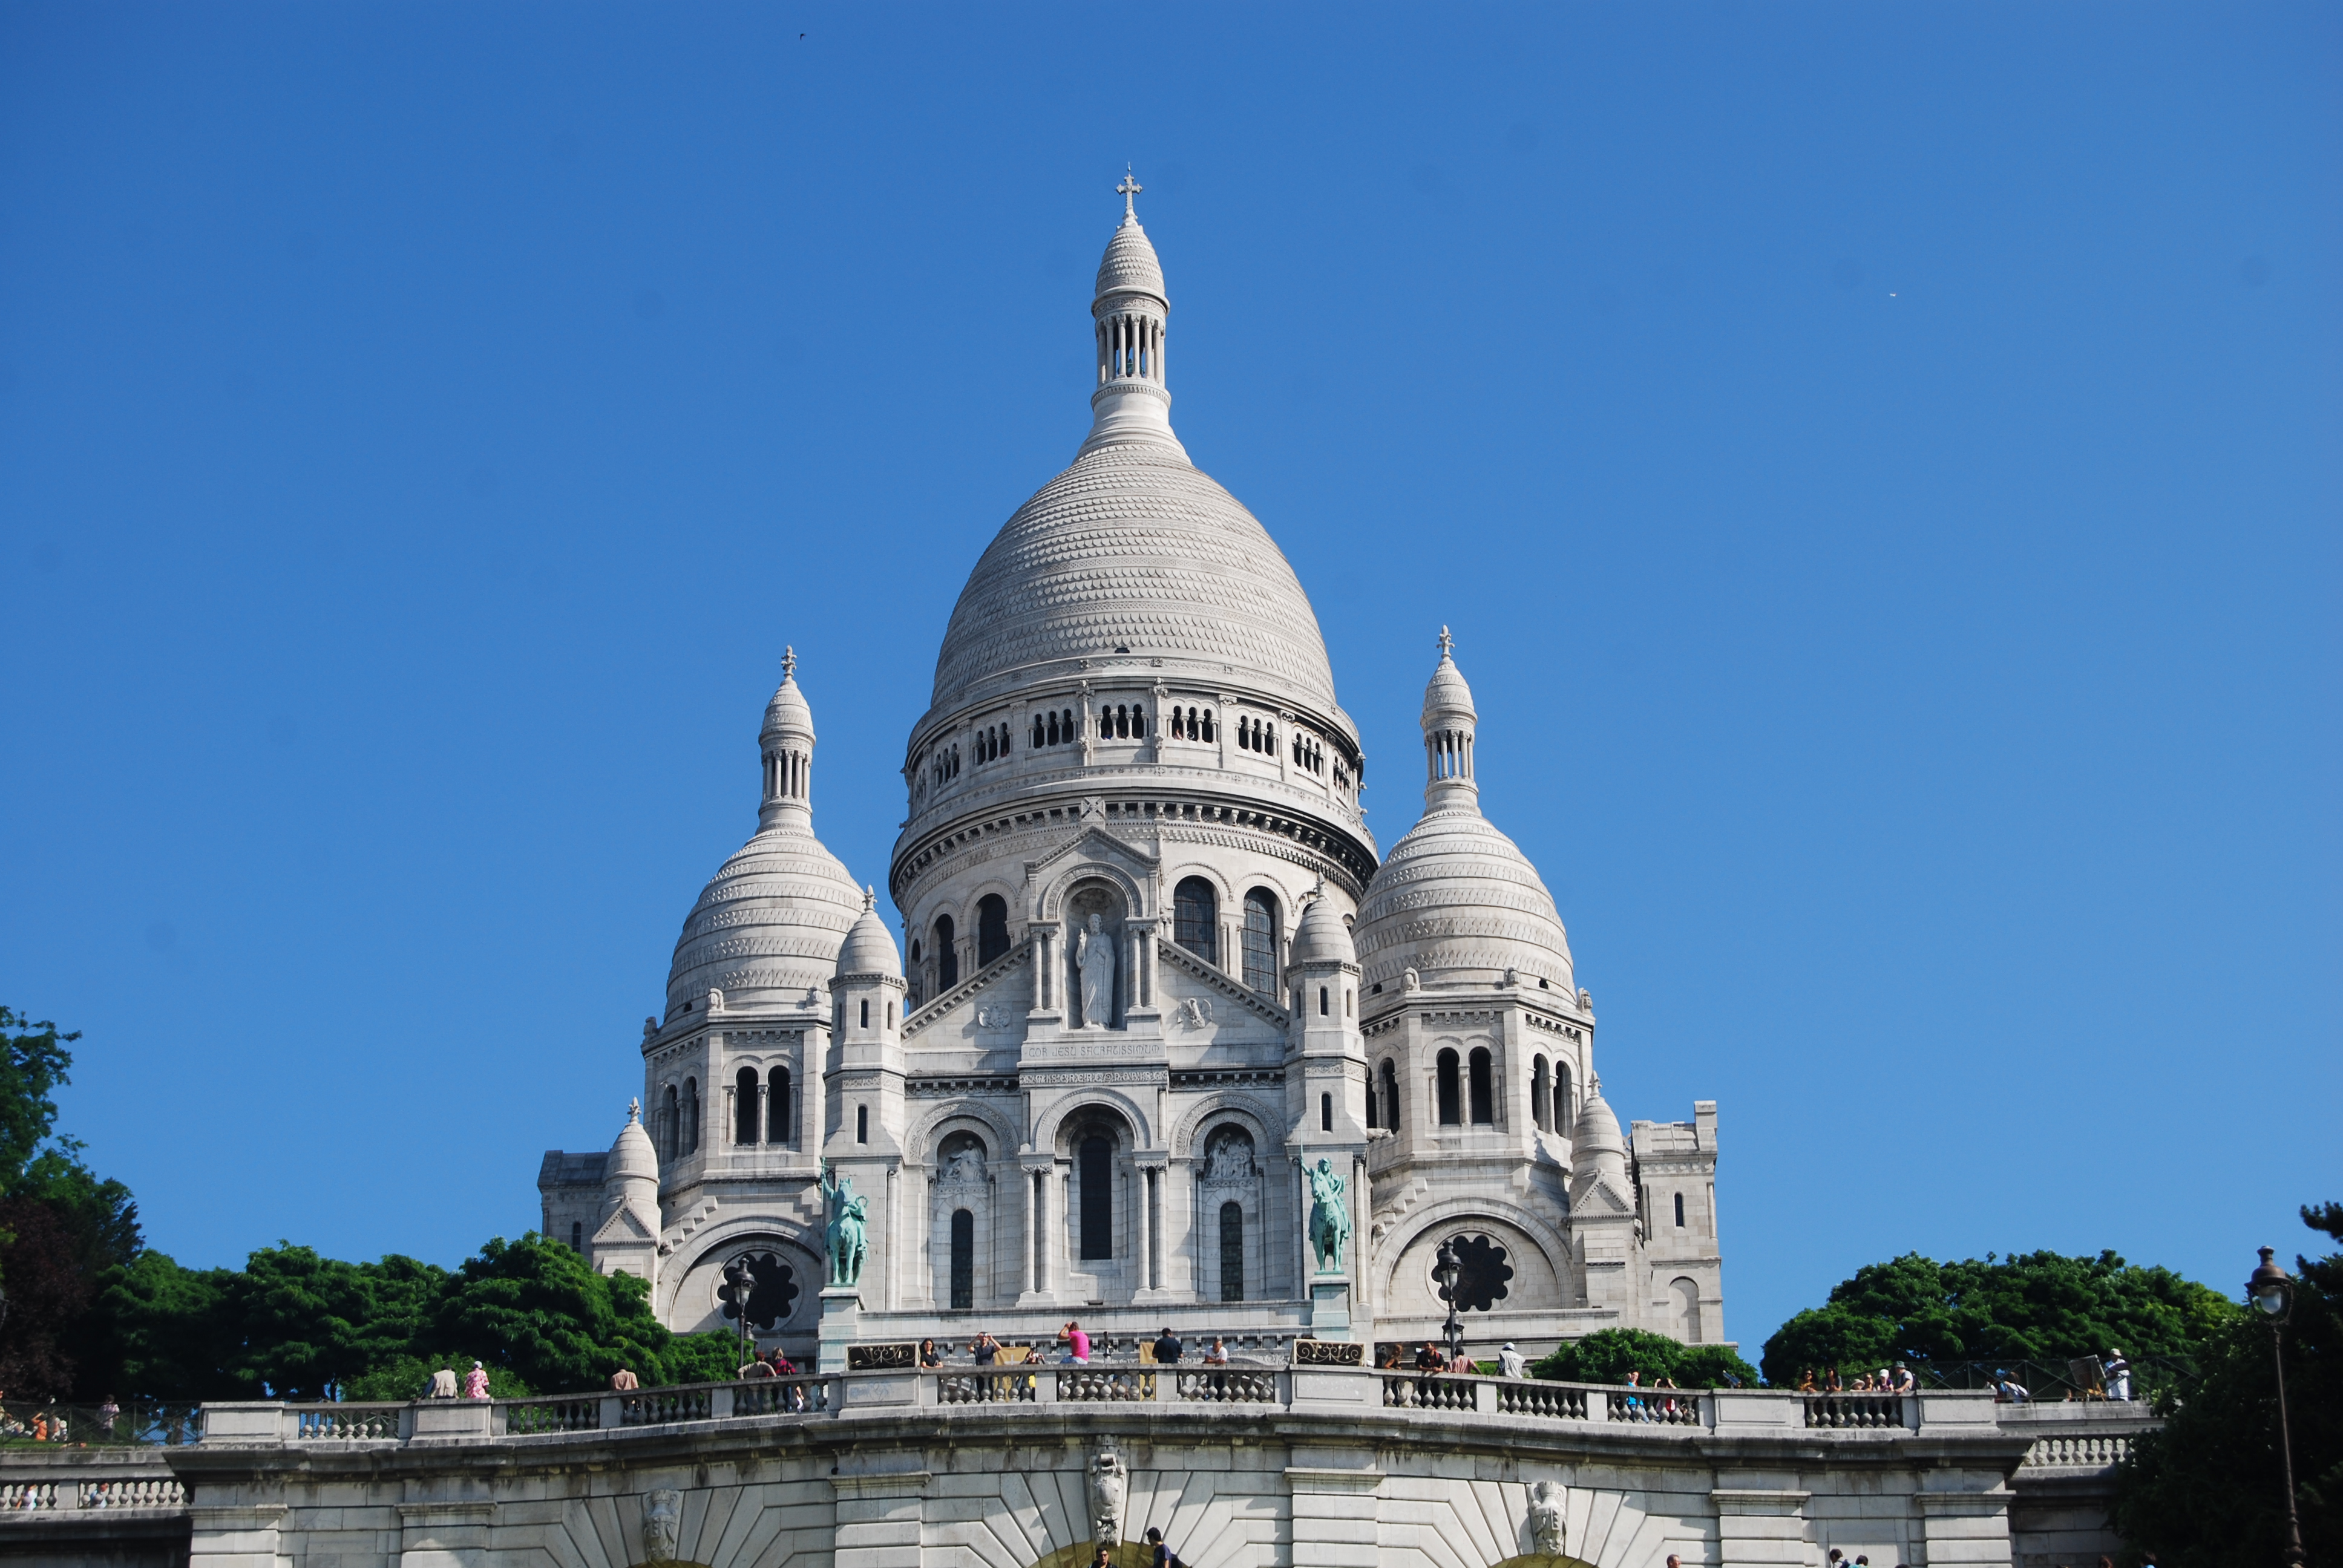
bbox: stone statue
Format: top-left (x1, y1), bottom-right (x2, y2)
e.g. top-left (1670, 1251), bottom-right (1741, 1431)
top-left (641, 1487), bottom-right (682, 1563)
top-left (1306, 1156), bottom-right (1351, 1273)
top-left (1201, 1128), bottom-right (1254, 1184)
top-left (1085, 1443), bottom-right (1128, 1546)
top-left (1525, 1479), bottom-right (1566, 1555)
top-left (820, 1163), bottom-right (867, 1287)
top-left (939, 1145), bottom-right (985, 1183)
top-left (1176, 996), bottom-right (1213, 1029)
top-left (1075, 912), bottom-right (1115, 1028)
top-left (1403, 966), bottom-right (1421, 993)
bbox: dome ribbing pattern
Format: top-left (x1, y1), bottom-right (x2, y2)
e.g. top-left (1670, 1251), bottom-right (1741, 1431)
top-left (929, 442), bottom-right (1338, 710)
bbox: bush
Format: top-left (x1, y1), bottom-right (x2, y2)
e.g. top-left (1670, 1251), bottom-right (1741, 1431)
top-left (1530, 1328), bottom-right (1758, 1388)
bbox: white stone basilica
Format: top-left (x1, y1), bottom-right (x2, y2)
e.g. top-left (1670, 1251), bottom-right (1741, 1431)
top-left (539, 187), bottom-right (1725, 1365)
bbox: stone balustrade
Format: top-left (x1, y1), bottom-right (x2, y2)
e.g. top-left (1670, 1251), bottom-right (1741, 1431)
top-left (189, 1368), bottom-right (2020, 1446)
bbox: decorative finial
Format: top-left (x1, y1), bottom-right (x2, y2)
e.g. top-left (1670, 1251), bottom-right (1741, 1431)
top-left (628, 1096), bottom-right (640, 1124)
top-left (1117, 165), bottom-right (1142, 220)
top-left (863, 884), bottom-right (876, 912)
top-left (782, 645), bottom-right (797, 680)
top-left (1437, 625), bottom-right (1454, 659)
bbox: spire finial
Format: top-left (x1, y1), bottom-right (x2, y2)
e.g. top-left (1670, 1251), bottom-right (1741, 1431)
top-left (1116, 165), bottom-right (1142, 220)
top-left (1437, 625), bottom-right (1454, 659)
top-left (782, 645), bottom-right (797, 680)
top-left (863, 884), bottom-right (876, 913)
top-left (628, 1096), bottom-right (640, 1124)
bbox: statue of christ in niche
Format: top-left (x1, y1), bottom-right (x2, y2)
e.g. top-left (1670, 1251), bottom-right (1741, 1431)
top-left (1075, 912), bottom-right (1115, 1029)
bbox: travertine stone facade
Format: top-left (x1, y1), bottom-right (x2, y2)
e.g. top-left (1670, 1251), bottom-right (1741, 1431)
top-left (539, 185), bottom-right (1722, 1364)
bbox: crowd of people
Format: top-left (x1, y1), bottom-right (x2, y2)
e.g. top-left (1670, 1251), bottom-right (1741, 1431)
top-left (1794, 1364), bottom-right (1920, 1395)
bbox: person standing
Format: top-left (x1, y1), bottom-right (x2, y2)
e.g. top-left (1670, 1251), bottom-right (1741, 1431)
top-left (1497, 1342), bottom-right (1525, 1379)
top-left (1060, 1321), bottom-right (1091, 1365)
top-left (610, 1368), bottom-right (640, 1392)
top-left (461, 1362), bottom-right (490, 1400)
top-left (1146, 1526), bottom-right (1186, 1568)
top-left (1152, 1326), bottom-right (1184, 1364)
top-left (2103, 1348), bottom-right (2132, 1400)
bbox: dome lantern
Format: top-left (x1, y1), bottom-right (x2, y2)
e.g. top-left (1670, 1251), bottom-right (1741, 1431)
top-left (760, 646), bottom-right (816, 832)
top-left (1421, 626), bottom-right (1479, 812)
top-left (1080, 169), bottom-right (1185, 460)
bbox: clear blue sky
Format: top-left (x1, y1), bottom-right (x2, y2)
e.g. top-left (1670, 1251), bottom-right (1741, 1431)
top-left (2, 2), bottom-right (2335, 1350)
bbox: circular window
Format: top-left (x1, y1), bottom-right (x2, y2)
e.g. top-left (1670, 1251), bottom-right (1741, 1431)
top-left (1433, 1233), bottom-right (1513, 1313)
top-left (714, 1250), bottom-right (801, 1331)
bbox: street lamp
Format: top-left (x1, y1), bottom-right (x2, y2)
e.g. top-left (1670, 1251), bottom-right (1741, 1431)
top-left (721, 1258), bottom-right (756, 1374)
top-left (1433, 1238), bottom-right (1464, 1368)
top-left (2246, 1246), bottom-right (2306, 1568)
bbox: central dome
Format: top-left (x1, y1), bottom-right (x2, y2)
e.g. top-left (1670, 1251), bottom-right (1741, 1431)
top-left (929, 442), bottom-right (1338, 711)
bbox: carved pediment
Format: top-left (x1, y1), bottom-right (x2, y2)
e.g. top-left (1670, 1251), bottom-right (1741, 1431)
top-left (1027, 824), bottom-right (1161, 883)
top-left (1155, 938), bottom-right (1289, 1027)
top-left (594, 1203), bottom-right (656, 1244)
top-left (904, 939), bottom-right (1032, 1040)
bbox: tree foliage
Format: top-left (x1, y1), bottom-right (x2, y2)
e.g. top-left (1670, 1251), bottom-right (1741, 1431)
top-left (1760, 1248), bottom-right (2234, 1386)
top-left (1530, 1328), bottom-right (1758, 1388)
top-left (2114, 1203), bottom-right (2343, 1568)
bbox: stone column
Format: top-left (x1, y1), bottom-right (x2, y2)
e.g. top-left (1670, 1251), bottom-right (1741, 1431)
top-left (1917, 1481), bottom-right (2017, 1568)
top-left (1021, 1168), bottom-right (1037, 1296)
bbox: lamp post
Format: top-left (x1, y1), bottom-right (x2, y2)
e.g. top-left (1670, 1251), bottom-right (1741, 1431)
top-left (723, 1258), bottom-right (755, 1374)
top-left (2247, 1246), bottom-right (2307, 1568)
top-left (1433, 1238), bottom-right (1464, 1368)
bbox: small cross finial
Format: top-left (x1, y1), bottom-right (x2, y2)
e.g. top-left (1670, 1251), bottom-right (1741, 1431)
top-left (863, 884), bottom-right (876, 912)
top-left (1437, 625), bottom-right (1453, 658)
top-left (1117, 165), bottom-right (1142, 218)
top-left (782, 644), bottom-right (797, 679)
top-left (628, 1096), bottom-right (640, 1124)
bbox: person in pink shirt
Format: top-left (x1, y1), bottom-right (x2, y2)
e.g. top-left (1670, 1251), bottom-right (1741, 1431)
top-left (1060, 1321), bottom-right (1091, 1364)
top-left (461, 1362), bottom-right (490, 1400)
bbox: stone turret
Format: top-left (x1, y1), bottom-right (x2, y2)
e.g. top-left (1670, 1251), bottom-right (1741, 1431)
top-left (591, 1100), bottom-right (663, 1292)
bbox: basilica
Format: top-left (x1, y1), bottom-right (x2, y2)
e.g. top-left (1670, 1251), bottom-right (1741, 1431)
top-left (538, 186), bottom-right (1725, 1366)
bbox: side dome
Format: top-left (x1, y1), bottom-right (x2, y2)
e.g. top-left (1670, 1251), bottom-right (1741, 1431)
top-left (607, 1104), bottom-right (658, 1183)
top-left (1355, 808), bottom-right (1574, 993)
top-left (1355, 633), bottom-right (1575, 995)
top-left (835, 890), bottom-right (903, 979)
top-left (929, 440), bottom-right (1338, 712)
top-left (1289, 886), bottom-right (1357, 969)
top-left (666, 655), bottom-right (863, 1014)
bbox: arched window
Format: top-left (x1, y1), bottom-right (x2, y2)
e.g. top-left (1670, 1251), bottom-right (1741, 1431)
top-left (1436, 1050), bottom-right (1461, 1126)
top-left (1467, 1048), bottom-right (1494, 1125)
top-left (1219, 1201), bottom-right (1244, 1302)
top-left (1320, 1092), bottom-right (1332, 1132)
top-left (933, 915), bottom-right (958, 990)
top-left (1132, 708), bottom-right (1145, 739)
top-left (1555, 1063), bottom-right (1573, 1133)
top-left (1380, 1059), bottom-right (1401, 1131)
top-left (1241, 889), bottom-right (1279, 994)
top-left (1202, 708), bottom-right (1214, 743)
top-left (735, 1067), bottom-right (760, 1145)
top-left (856, 1104), bottom-right (869, 1144)
top-left (768, 1066), bottom-right (791, 1146)
top-left (1062, 709), bottom-right (1073, 742)
top-left (662, 1083), bottom-right (680, 1158)
top-left (1531, 1056), bottom-right (1550, 1132)
top-left (1674, 1192), bottom-right (1686, 1229)
top-left (1033, 715), bottom-right (1045, 749)
top-left (859, 998), bottom-right (870, 1029)
top-left (683, 1079), bottom-right (700, 1153)
top-left (570, 1220), bottom-right (583, 1251)
top-left (1365, 1074), bottom-right (1378, 1131)
top-left (976, 895), bottom-right (1009, 968)
top-left (1046, 712), bottom-right (1059, 745)
top-left (949, 1209), bottom-right (975, 1310)
top-left (1173, 877), bottom-right (1217, 965)
top-left (1078, 1135), bottom-right (1112, 1261)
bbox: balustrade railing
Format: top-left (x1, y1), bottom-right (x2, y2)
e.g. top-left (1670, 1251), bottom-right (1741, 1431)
top-left (730, 1378), bottom-right (828, 1417)
top-left (1176, 1371), bottom-right (1277, 1403)
top-left (1802, 1393), bottom-right (1909, 1429)
top-left (503, 1397), bottom-right (600, 1436)
top-left (1057, 1369), bottom-right (1154, 1402)
top-left (620, 1387), bottom-right (713, 1426)
top-left (79, 1477), bottom-right (186, 1509)
top-left (1497, 1381), bottom-right (1588, 1420)
top-left (0, 1481), bottom-right (57, 1511)
top-left (0, 1402), bottom-right (203, 1448)
top-left (1382, 1374), bottom-right (1476, 1411)
top-left (1605, 1390), bottom-right (1700, 1425)
top-left (939, 1371), bottom-right (1038, 1405)
top-left (2021, 1433), bottom-right (2134, 1468)
top-left (290, 1404), bottom-right (405, 1441)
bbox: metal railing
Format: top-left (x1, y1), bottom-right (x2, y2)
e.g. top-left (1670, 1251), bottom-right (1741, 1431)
top-left (0, 1402), bottom-right (205, 1448)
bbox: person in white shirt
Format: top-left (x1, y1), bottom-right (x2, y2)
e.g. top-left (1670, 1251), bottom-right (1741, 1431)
top-left (1497, 1342), bottom-right (1526, 1379)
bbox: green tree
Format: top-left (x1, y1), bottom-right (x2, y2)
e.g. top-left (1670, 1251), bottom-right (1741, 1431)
top-left (429, 1234), bottom-right (681, 1395)
top-left (1761, 1249), bottom-right (2233, 1387)
top-left (0, 1008), bottom-right (79, 1184)
top-left (2114, 1203), bottom-right (2342, 1568)
top-left (1530, 1328), bottom-right (1758, 1388)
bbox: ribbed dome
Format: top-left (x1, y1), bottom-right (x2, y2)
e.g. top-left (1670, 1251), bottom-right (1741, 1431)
top-left (930, 442), bottom-right (1337, 710)
top-left (836, 892), bottom-right (903, 979)
top-left (1354, 807), bottom-right (1575, 995)
top-left (1572, 1085), bottom-right (1624, 1155)
top-left (1096, 215), bottom-right (1165, 301)
top-left (608, 1106), bottom-right (658, 1183)
top-left (1289, 889), bottom-right (1356, 969)
top-left (667, 824), bottom-right (862, 1011)
top-left (1423, 648), bottom-right (1476, 724)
